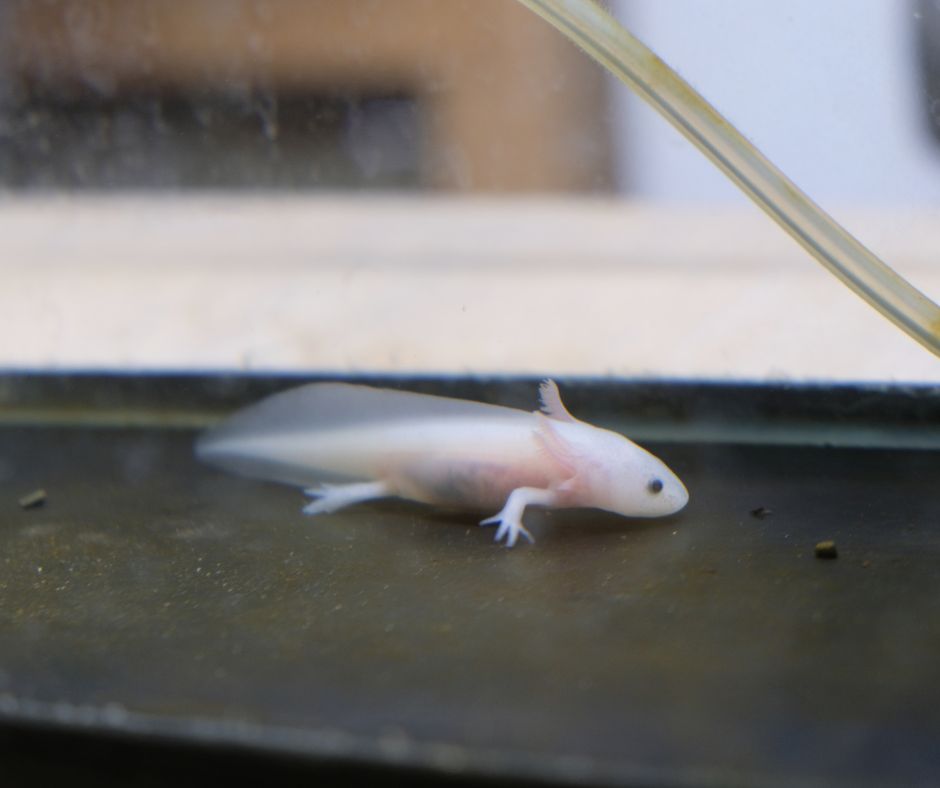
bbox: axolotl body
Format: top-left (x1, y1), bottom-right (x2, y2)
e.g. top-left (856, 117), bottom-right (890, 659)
top-left (196, 380), bottom-right (688, 546)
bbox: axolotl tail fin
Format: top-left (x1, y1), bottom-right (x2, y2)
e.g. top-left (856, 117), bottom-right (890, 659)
top-left (195, 382), bottom-right (530, 488)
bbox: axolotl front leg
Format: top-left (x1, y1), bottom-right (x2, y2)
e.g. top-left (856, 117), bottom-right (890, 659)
top-left (479, 487), bottom-right (561, 547)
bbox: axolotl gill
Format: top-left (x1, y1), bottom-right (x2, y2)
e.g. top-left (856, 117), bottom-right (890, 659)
top-left (196, 380), bottom-right (689, 547)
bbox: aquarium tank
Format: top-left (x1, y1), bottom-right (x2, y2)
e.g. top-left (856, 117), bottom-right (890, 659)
top-left (0, 2), bottom-right (938, 786)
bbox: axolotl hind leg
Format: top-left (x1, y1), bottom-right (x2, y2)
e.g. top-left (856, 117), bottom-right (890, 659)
top-left (303, 480), bottom-right (391, 515)
top-left (480, 487), bottom-right (560, 547)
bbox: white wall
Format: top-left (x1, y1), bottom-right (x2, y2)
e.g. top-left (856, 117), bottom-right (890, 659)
top-left (614, 0), bottom-right (940, 205)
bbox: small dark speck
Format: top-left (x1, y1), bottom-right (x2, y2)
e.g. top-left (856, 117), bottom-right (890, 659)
top-left (750, 506), bottom-right (773, 520)
top-left (18, 489), bottom-right (47, 510)
top-left (814, 540), bottom-right (838, 560)
top-left (862, 560), bottom-right (872, 569)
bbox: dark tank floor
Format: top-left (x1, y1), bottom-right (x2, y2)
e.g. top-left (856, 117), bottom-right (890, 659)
top-left (1, 374), bottom-right (938, 787)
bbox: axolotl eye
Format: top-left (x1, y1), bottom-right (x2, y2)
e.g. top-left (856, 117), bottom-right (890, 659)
top-left (647, 478), bottom-right (664, 495)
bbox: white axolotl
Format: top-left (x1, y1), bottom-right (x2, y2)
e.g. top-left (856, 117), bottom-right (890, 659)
top-left (196, 380), bottom-right (688, 547)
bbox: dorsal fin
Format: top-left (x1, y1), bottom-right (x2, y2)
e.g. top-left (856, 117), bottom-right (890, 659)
top-left (538, 379), bottom-right (577, 423)
top-left (201, 382), bottom-right (526, 444)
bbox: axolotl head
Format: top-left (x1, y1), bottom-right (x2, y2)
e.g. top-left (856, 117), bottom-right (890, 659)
top-left (607, 437), bottom-right (689, 518)
top-left (549, 419), bottom-right (689, 518)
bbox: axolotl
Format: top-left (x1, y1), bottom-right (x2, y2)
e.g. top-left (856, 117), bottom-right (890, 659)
top-left (195, 380), bottom-right (688, 547)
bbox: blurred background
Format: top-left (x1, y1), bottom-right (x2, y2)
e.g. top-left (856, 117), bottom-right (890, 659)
top-left (1, 0), bottom-right (939, 380)
top-left (0, 0), bottom-right (611, 192)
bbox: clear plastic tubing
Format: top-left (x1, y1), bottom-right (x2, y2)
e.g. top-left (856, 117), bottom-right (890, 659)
top-left (516, 0), bottom-right (940, 357)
